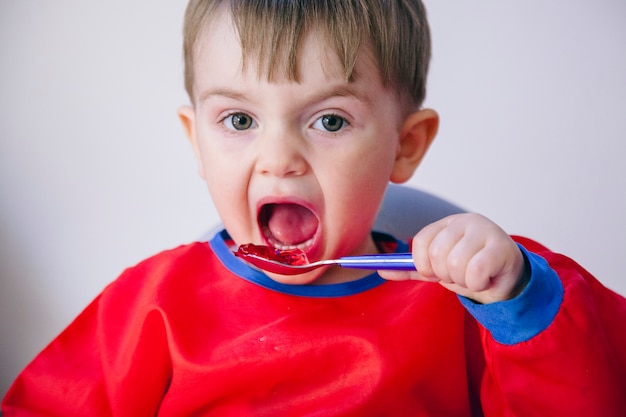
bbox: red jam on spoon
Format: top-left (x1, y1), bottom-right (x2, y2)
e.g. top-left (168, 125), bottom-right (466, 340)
top-left (235, 243), bottom-right (309, 267)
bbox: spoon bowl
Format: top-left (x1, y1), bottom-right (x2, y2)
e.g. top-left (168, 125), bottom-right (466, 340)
top-left (234, 243), bottom-right (416, 275)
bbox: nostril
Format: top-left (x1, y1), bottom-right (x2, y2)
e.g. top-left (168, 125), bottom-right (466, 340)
top-left (254, 130), bottom-right (308, 177)
top-left (255, 149), bottom-right (307, 177)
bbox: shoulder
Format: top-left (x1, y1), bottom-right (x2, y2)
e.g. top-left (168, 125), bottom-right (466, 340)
top-left (101, 242), bottom-right (221, 305)
top-left (124, 241), bottom-right (214, 275)
top-left (118, 242), bottom-right (215, 282)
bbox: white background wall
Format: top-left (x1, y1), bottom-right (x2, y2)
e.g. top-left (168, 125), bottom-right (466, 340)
top-left (1, 0), bottom-right (624, 398)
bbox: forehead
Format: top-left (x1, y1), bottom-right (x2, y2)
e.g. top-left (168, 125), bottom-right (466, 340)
top-left (191, 6), bottom-right (380, 96)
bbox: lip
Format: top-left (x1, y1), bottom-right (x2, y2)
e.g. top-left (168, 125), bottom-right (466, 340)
top-left (256, 196), bottom-right (322, 259)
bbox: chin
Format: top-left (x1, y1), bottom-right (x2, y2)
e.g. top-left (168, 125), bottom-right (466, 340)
top-left (265, 270), bottom-right (325, 286)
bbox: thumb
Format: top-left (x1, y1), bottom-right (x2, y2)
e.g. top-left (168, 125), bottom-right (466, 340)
top-left (378, 269), bottom-right (438, 282)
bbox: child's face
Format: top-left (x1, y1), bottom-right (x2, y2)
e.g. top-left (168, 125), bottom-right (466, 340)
top-left (180, 9), bottom-right (434, 285)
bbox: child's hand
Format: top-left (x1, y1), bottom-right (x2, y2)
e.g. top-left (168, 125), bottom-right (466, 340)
top-left (379, 213), bottom-right (529, 304)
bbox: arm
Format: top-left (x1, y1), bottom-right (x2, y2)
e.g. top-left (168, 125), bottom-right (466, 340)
top-left (466, 239), bottom-right (626, 415)
top-left (2, 270), bottom-right (172, 416)
top-left (380, 214), bottom-right (626, 415)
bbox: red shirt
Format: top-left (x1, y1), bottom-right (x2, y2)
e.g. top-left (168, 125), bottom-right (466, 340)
top-left (3, 232), bottom-right (626, 416)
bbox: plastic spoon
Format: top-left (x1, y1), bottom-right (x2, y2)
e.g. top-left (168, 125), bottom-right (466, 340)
top-left (234, 243), bottom-right (416, 275)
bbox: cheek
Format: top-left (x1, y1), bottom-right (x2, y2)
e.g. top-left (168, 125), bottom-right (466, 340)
top-left (197, 138), bottom-right (247, 189)
top-left (325, 156), bottom-right (391, 225)
top-left (205, 177), bottom-right (255, 246)
top-left (335, 140), bottom-right (397, 221)
top-left (196, 145), bottom-right (253, 237)
top-left (352, 138), bottom-right (398, 184)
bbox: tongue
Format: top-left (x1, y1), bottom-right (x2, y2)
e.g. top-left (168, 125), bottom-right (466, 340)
top-left (267, 204), bottom-right (318, 246)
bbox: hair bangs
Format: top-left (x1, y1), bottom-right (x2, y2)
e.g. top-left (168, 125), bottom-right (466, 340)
top-left (183, 0), bottom-right (432, 108)
top-left (232, 1), bottom-right (368, 83)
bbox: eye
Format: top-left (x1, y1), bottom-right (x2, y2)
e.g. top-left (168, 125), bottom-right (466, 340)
top-left (223, 112), bottom-right (256, 131)
top-left (313, 114), bottom-right (349, 133)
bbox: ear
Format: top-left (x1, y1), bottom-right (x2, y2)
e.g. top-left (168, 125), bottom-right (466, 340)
top-left (390, 108), bottom-right (439, 183)
top-left (177, 105), bottom-right (206, 180)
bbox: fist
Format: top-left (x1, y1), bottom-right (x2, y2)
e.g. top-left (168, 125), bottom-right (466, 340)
top-left (380, 213), bottom-right (529, 304)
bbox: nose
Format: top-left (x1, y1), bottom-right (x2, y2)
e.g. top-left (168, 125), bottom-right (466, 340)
top-left (254, 127), bottom-right (308, 177)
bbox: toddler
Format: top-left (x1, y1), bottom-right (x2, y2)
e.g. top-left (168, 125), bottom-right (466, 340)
top-left (3, 0), bottom-right (625, 415)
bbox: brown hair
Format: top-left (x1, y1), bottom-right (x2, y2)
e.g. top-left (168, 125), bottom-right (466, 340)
top-left (182, 0), bottom-right (431, 108)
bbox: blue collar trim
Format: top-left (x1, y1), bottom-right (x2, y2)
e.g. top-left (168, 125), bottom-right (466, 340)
top-left (209, 230), bottom-right (408, 298)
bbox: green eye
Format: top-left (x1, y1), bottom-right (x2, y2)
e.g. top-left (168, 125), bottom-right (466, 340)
top-left (225, 113), bottom-right (255, 130)
top-left (314, 114), bottom-right (348, 132)
top-left (322, 115), bottom-right (345, 132)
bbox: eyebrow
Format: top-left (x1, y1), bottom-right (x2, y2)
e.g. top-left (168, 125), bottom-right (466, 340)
top-left (198, 83), bottom-right (371, 107)
top-left (313, 85), bottom-right (370, 105)
top-left (198, 88), bottom-right (248, 103)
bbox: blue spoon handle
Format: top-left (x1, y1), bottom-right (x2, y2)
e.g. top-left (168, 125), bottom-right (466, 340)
top-left (336, 253), bottom-right (415, 271)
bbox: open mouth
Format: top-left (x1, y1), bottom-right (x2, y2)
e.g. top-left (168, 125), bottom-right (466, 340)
top-left (258, 203), bottom-right (319, 251)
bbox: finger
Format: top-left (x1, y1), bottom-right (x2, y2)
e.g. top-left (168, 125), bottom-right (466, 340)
top-left (412, 217), bottom-right (452, 279)
top-left (444, 231), bottom-right (487, 289)
top-left (463, 244), bottom-right (502, 293)
top-left (423, 218), bottom-right (467, 283)
top-left (378, 269), bottom-right (440, 282)
top-left (465, 242), bottom-right (524, 298)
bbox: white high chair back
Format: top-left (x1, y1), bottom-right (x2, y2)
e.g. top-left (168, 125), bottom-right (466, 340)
top-left (204, 184), bottom-right (465, 242)
top-left (373, 184), bottom-right (465, 240)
